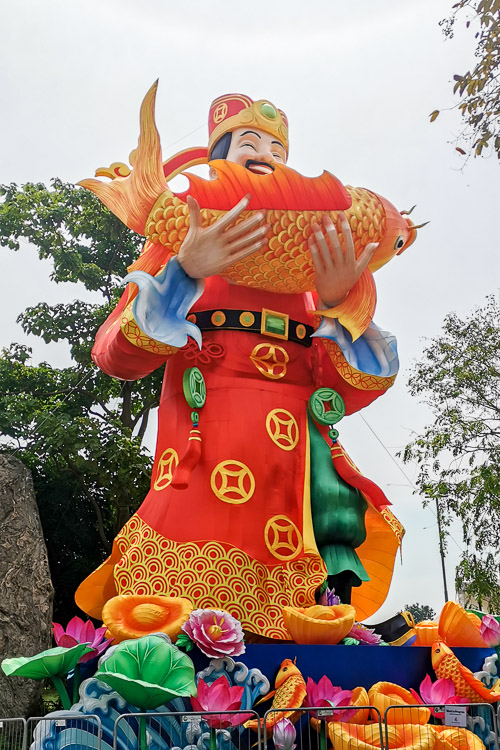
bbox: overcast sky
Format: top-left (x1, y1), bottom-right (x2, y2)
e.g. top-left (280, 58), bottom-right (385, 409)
top-left (2, 0), bottom-right (498, 622)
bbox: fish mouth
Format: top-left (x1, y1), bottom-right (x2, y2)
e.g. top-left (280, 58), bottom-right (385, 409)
top-left (245, 160), bottom-right (275, 176)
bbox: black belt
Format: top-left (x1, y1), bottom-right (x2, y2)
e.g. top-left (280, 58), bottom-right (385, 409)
top-left (189, 308), bottom-right (314, 347)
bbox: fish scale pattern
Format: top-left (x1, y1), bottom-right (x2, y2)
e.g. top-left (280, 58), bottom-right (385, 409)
top-left (436, 654), bottom-right (487, 702)
top-left (145, 187), bottom-right (386, 294)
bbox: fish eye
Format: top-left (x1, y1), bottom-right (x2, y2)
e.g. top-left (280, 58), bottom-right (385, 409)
top-left (283, 667), bottom-right (288, 672)
top-left (435, 648), bottom-right (440, 653)
top-left (394, 236), bottom-right (405, 250)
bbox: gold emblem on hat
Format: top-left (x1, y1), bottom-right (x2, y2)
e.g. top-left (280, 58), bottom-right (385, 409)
top-left (213, 102), bottom-right (228, 123)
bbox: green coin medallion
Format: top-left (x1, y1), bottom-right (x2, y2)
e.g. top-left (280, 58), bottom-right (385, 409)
top-left (308, 388), bottom-right (345, 426)
top-left (182, 367), bottom-right (206, 409)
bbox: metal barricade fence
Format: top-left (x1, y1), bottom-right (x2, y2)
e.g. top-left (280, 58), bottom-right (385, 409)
top-left (26, 713), bottom-right (102, 750)
top-left (262, 706), bottom-right (384, 750)
top-left (112, 709), bottom-right (261, 750)
top-left (0, 717), bottom-right (27, 750)
top-left (384, 703), bottom-right (499, 750)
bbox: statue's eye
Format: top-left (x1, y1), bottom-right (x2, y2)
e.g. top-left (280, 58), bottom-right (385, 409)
top-left (394, 236), bottom-right (405, 250)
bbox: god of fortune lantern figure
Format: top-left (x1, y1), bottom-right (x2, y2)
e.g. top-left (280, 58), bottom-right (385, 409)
top-left (76, 84), bottom-right (419, 639)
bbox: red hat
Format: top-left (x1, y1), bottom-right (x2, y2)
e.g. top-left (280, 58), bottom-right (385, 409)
top-left (208, 94), bottom-right (289, 156)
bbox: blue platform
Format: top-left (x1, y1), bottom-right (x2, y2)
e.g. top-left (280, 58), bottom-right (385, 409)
top-left (191, 644), bottom-right (493, 689)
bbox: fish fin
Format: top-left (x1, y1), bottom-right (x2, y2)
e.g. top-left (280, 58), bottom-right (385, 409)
top-left (255, 689), bottom-right (276, 706)
top-left (319, 268), bottom-right (376, 341)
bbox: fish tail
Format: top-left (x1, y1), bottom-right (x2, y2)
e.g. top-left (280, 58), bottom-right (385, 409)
top-left (78, 81), bottom-right (167, 234)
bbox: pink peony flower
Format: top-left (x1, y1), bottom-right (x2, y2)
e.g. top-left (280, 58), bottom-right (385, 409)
top-left (191, 676), bottom-right (252, 728)
top-left (52, 616), bottom-right (111, 663)
top-left (347, 623), bottom-right (382, 645)
top-left (410, 674), bottom-right (468, 718)
top-left (318, 587), bottom-right (340, 606)
top-left (182, 609), bottom-right (245, 658)
top-left (480, 615), bottom-right (500, 647)
top-left (305, 676), bottom-right (353, 720)
top-left (273, 718), bottom-right (297, 750)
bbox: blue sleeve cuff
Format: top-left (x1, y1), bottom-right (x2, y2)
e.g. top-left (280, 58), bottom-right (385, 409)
top-left (313, 318), bottom-right (399, 377)
top-left (126, 257), bottom-right (204, 349)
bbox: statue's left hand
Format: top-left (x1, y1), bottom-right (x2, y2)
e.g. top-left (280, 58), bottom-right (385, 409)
top-left (309, 212), bottom-right (378, 308)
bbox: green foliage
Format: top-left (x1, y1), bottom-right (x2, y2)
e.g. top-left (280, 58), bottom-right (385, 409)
top-left (403, 297), bottom-right (500, 610)
top-left (403, 603), bottom-right (437, 623)
top-left (0, 180), bottom-right (163, 620)
top-left (433, 0), bottom-right (500, 159)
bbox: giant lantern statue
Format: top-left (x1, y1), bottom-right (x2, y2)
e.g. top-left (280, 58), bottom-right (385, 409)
top-left (76, 83), bottom-right (421, 641)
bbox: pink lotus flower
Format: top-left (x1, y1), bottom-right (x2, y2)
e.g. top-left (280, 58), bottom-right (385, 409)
top-left (410, 674), bottom-right (468, 718)
top-left (182, 609), bottom-right (245, 658)
top-left (347, 623), bottom-right (382, 645)
top-left (191, 676), bottom-right (252, 728)
top-left (480, 615), bottom-right (500, 647)
top-left (52, 616), bottom-right (111, 664)
top-left (318, 587), bottom-right (340, 606)
top-left (273, 718), bottom-right (297, 750)
top-left (305, 676), bottom-right (353, 720)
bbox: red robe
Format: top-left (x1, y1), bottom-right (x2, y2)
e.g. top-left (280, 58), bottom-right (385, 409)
top-left (76, 273), bottom-right (403, 637)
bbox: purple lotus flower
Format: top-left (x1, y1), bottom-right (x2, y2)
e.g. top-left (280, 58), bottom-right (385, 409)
top-left (52, 616), bottom-right (111, 663)
top-left (318, 587), bottom-right (340, 606)
top-left (182, 609), bottom-right (245, 658)
top-left (191, 676), bottom-right (252, 728)
top-left (305, 676), bottom-right (353, 720)
top-left (480, 615), bottom-right (500, 647)
top-left (346, 623), bottom-right (382, 645)
top-left (410, 674), bottom-right (468, 718)
top-left (273, 718), bottom-right (297, 750)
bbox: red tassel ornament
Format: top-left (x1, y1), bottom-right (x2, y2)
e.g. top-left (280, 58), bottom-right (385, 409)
top-left (171, 428), bottom-right (202, 489)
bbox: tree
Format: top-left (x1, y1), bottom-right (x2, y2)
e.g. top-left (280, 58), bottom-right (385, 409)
top-left (403, 297), bottom-right (500, 611)
top-left (404, 603), bottom-right (437, 624)
top-left (0, 180), bottom-right (163, 619)
top-left (430, 0), bottom-right (500, 159)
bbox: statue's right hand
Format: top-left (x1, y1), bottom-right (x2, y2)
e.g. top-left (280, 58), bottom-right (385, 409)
top-left (178, 194), bottom-right (269, 279)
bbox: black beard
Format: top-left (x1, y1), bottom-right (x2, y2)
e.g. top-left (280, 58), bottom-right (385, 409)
top-left (244, 159), bottom-right (275, 173)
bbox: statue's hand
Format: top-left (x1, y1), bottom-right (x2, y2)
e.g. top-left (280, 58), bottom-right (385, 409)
top-left (309, 212), bottom-right (378, 308)
top-left (178, 194), bottom-right (269, 279)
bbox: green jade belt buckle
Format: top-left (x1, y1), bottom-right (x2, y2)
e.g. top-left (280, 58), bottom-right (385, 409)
top-left (261, 308), bottom-right (289, 340)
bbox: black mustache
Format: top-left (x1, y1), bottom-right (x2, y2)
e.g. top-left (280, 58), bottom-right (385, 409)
top-left (244, 159), bottom-right (275, 172)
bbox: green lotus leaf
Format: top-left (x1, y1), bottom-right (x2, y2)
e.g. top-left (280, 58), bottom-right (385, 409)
top-left (95, 635), bottom-right (196, 710)
top-left (2, 644), bottom-right (93, 680)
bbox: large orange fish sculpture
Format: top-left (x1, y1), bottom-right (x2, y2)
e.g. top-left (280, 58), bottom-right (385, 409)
top-left (80, 82), bottom-right (425, 342)
top-left (244, 658), bottom-right (307, 735)
top-left (431, 641), bottom-right (500, 703)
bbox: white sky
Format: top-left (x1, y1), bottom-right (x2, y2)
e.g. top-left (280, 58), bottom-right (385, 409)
top-left (1, 0), bottom-right (498, 622)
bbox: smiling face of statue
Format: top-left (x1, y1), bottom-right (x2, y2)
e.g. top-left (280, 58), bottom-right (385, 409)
top-left (225, 127), bottom-right (287, 174)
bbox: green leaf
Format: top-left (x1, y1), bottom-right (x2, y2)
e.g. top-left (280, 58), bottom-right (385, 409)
top-left (1, 644), bottom-right (93, 680)
top-left (95, 635), bottom-right (196, 709)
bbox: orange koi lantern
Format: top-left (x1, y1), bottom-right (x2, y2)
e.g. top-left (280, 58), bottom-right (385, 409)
top-left (102, 594), bottom-right (193, 643)
top-left (283, 604), bottom-right (356, 645)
